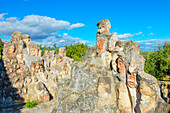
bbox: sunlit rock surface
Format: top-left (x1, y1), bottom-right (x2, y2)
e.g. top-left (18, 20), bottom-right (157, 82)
top-left (0, 20), bottom-right (169, 113)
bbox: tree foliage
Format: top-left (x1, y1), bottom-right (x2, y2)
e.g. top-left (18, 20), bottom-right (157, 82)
top-left (65, 42), bottom-right (89, 61)
top-left (0, 40), bottom-right (4, 59)
top-left (140, 42), bottom-right (170, 80)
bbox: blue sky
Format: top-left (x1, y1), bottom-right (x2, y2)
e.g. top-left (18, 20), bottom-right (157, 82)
top-left (0, 0), bottom-right (170, 51)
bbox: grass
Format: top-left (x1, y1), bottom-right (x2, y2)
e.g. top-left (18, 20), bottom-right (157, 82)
top-left (25, 100), bottom-right (37, 108)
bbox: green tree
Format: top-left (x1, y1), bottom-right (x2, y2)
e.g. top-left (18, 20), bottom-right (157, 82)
top-left (65, 43), bottom-right (89, 61)
top-left (140, 42), bottom-right (170, 80)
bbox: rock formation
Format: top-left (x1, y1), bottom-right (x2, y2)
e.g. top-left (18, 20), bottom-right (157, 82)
top-left (0, 19), bottom-right (169, 113)
top-left (0, 31), bottom-right (73, 108)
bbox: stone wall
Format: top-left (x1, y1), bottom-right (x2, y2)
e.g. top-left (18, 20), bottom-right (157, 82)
top-left (0, 19), bottom-right (169, 113)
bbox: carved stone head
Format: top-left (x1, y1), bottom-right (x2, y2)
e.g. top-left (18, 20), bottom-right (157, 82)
top-left (25, 67), bottom-right (29, 73)
top-left (22, 34), bottom-right (31, 45)
top-left (44, 50), bottom-right (49, 59)
top-left (127, 71), bottom-right (137, 88)
top-left (31, 62), bottom-right (35, 70)
top-left (117, 58), bottom-right (125, 74)
top-left (11, 31), bottom-right (23, 42)
top-left (57, 56), bottom-right (62, 64)
top-left (28, 42), bottom-right (38, 56)
top-left (96, 19), bottom-right (111, 37)
top-left (36, 61), bottom-right (41, 70)
top-left (16, 51), bottom-right (23, 62)
top-left (4, 41), bottom-right (11, 48)
top-left (8, 44), bottom-right (16, 55)
top-left (59, 47), bottom-right (66, 57)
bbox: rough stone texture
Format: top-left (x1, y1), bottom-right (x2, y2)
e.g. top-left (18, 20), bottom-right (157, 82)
top-left (0, 20), bottom-right (169, 113)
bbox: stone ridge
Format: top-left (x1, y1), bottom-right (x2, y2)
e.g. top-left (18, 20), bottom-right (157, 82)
top-left (0, 19), bottom-right (169, 113)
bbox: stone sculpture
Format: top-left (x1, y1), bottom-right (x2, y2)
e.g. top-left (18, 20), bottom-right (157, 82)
top-left (0, 20), bottom-right (169, 113)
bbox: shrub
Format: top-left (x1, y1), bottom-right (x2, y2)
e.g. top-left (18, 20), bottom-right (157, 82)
top-left (25, 100), bottom-right (37, 108)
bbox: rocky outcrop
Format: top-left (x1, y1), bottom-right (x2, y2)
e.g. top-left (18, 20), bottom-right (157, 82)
top-left (0, 19), bottom-right (169, 113)
top-left (0, 31), bottom-right (73, 108)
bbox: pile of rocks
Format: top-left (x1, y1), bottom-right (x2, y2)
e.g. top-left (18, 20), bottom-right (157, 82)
top-left (0, 19), bottom-right (169, 113)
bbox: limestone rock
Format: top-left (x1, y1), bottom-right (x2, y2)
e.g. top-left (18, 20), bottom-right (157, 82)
top-left (0, 19), bottom-right (169, 113)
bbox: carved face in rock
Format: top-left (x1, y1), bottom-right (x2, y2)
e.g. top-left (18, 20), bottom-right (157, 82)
top-left (45, 51), bottom-right (49, 59)
top-left (16, 52), bottom-right (23, 62)
top-left (117, 58), bottom-right (125, 74)
top-left (57, 57), bottom-right (62, 64)
top-left (59, 48), bottom-right (66, 57)
top-left (38, 49), bottom-right (42, 57)
top-left (17, 67), bottom-right (24, 75)
top-left (25, 67), bottom-right (29, 73)
top-left (4, 41), bottom-right (11, 48)
top-left (127, 72), bottom-right (136, 88)
top-left (98, 77), bottom-right (111, 95)
top-left (96, 19), bottom-right (111, 37)
top-left (30, 47), bottom-right (38, 56)
top-left (126, 63), bottom-right (137, 88)
top-left (8, 45), bottom-right (15, 55)
top-left (40, 66), bottom-right (45, 72)
top-left (36, 62), bottom-right (41, 70)
top-left (11, 31), bottom-right (23, 42)
top-left (22, 34), bottom-right (31, 45)
top-left (31, 62), bottom-right (35, 70)
top-left (97, 38), bottom-right (105, 54)
top-left (96, 26), bottom-right (107, 37)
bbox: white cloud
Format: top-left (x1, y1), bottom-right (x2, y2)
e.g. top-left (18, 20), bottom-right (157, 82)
top-left (135, 32), bottom-right (142, 35)
top-left (118, 33), bottom-right (134, 39)
top-left (6, 17), bottom-right (18, 22)
top-left (34, 33), bottom-right (90, 47)
top-left (67, 23), bottom-right (85, 30)
top-left (137, 39), bottom-right (170, 51)
top-left (118, 31), bottom-right (143, 39)
top-left (0, 13), bottom-right (8, 21)
top-left (148, 27), bottom-right (152, 29)
top-left (63, 33), bottom-right (68, 36)
top-left (137, 39), bottom-right (157, 43)
top-left (0, 14), bottom-right (70, 39)
top-left (0, 14), bottom-right (85, 40)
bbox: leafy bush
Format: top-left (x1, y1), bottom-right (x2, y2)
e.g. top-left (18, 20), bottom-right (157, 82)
top-left (25, 100), bottom-right (37, 108)
top-left (65, 42), bottom-right (89, 61)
